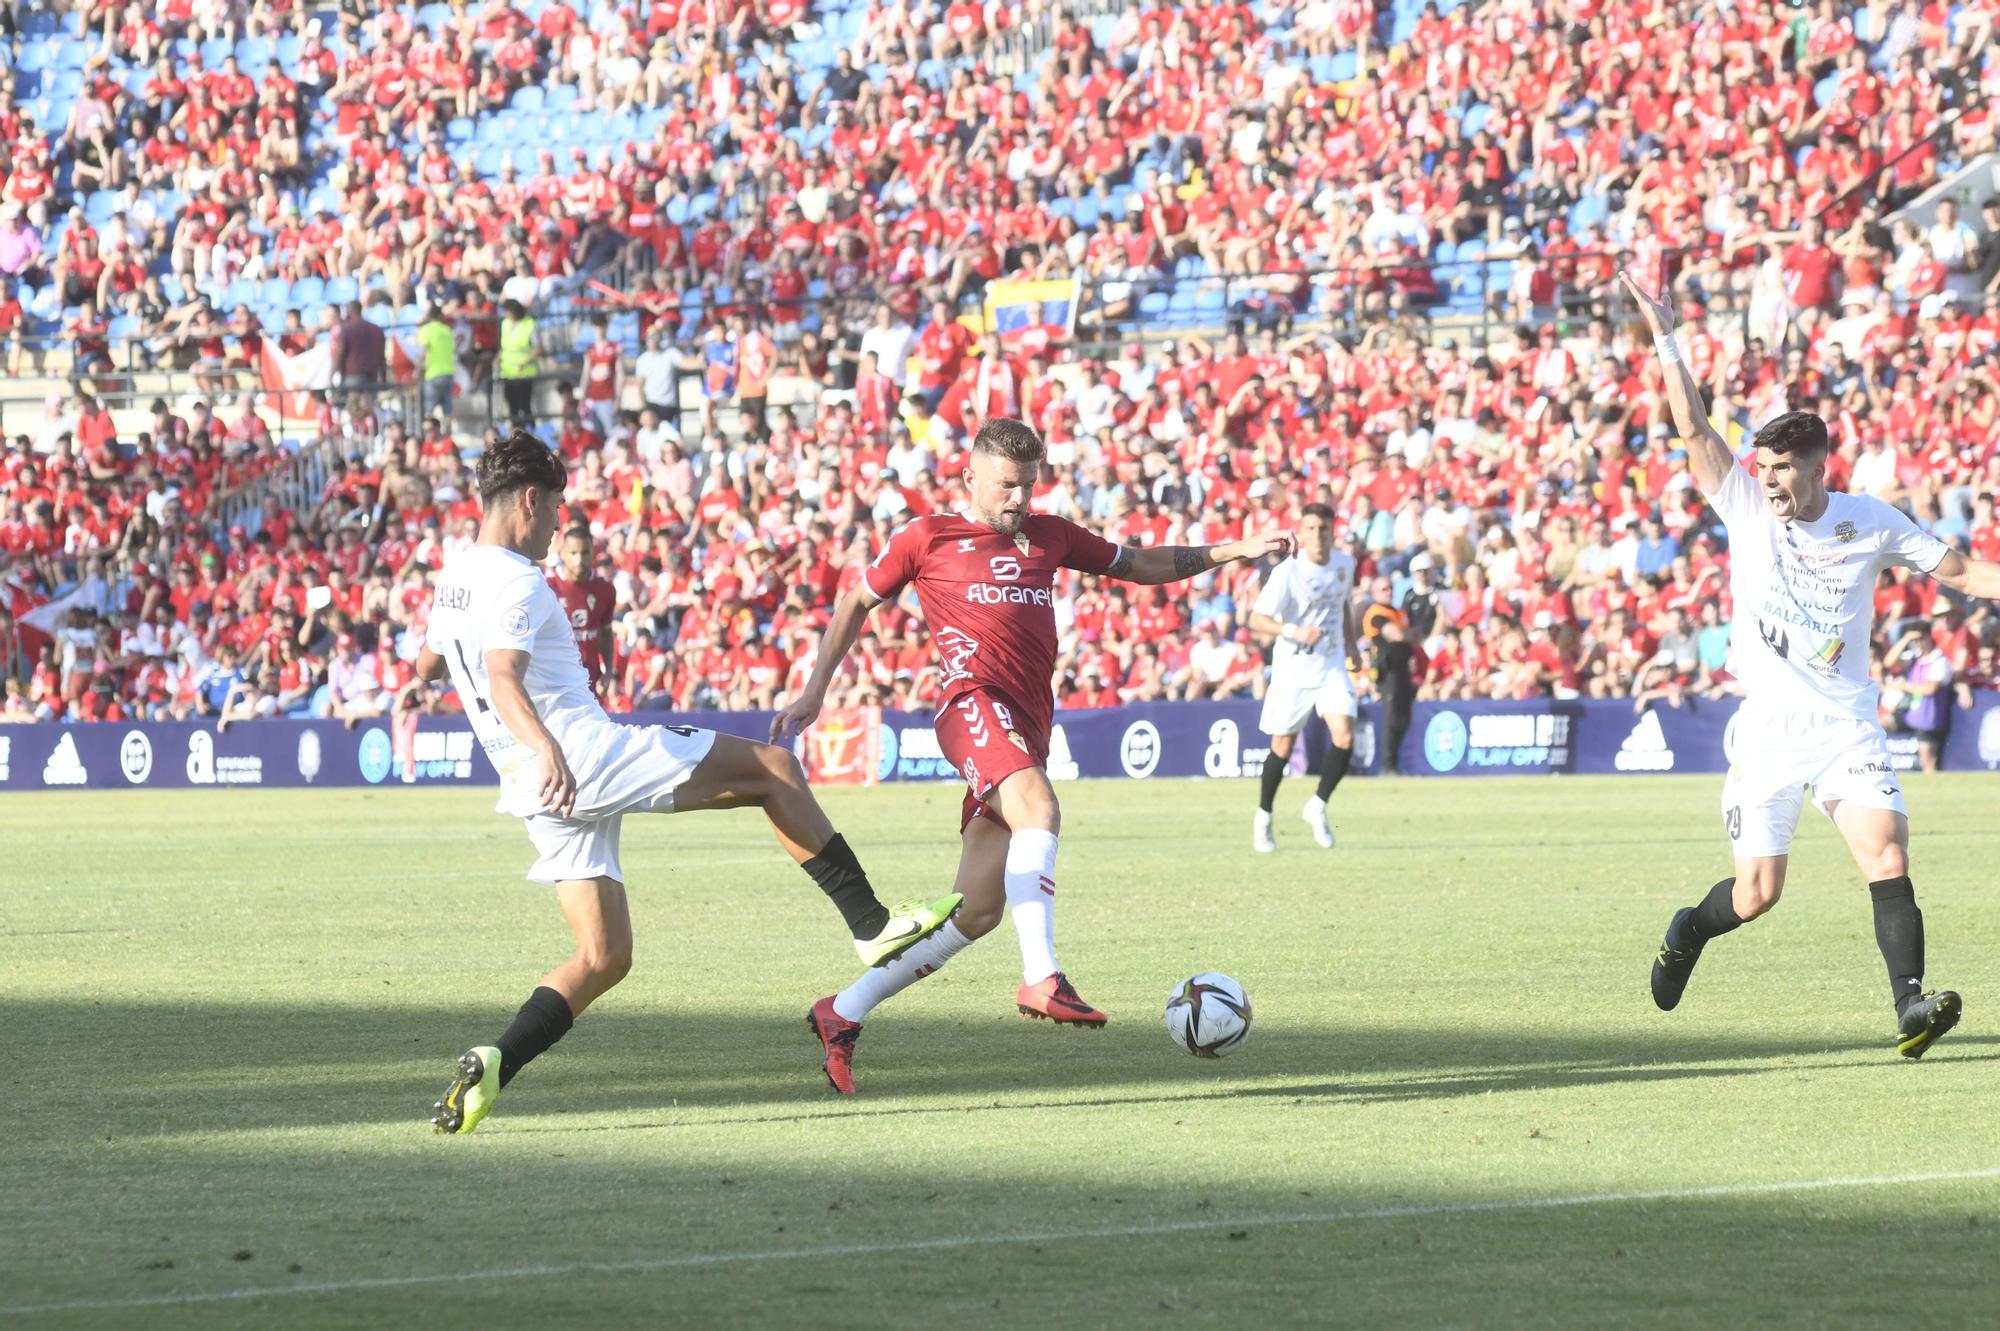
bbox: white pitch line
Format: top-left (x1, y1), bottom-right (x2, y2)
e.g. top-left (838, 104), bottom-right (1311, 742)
top-left (4, 1167), bottom-right (1996, 1317)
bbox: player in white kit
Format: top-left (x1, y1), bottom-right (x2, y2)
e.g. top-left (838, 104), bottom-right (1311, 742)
top-left (1247, 503), bottom-right (1363, 852)
top-left (420, 432), bottom-right (959, 1133)
top-left (1627, 272), bottom-right (2000, 1057)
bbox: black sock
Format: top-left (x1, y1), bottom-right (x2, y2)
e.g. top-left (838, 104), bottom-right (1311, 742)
top-left (1315, 746), bottom-right (1352, 802)
top-left (1258, 750), bottom-right (1285, 813)
top-left (1686, 877), bottom-right (1746, 944)
top-left (802, 833), bottom-right (890, 939)
top-left (1869, 876), bottom-right (1925, 1015)
top-left (494, 985), bottom-right (575, 1088)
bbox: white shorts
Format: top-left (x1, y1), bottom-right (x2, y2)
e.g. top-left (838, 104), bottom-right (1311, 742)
top-left (1259, 665), bottom-right (1359, 736)
top-left (1720, 709), bottom-right (1905, 859)
top-left (521, 723), bottom-right (718, 886)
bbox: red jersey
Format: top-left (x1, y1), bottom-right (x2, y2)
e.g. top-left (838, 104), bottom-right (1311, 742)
top-left (550, 574), bottom-right (617, 683)
top-left (863, 512), bottom-right (1120, 736)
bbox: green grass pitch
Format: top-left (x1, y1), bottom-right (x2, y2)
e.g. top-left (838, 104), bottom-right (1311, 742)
top-left (3, 774), bottom-right (1997, 1328)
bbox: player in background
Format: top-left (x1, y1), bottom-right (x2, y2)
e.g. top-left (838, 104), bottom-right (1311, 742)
top-left (1246, 502), bottom-right (1362, 852)
top-left (773, 417), bottom-right (1292, 1092)
top-left (550, 524), bottom-right (616, 693)
top-left (420, 432), bottom-right (959, 1133)
top-left (1625, 271), bottom-right (2000, 1057)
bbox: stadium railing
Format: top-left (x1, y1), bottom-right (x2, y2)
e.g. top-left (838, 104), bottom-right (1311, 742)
top-left (0, 241), bottom-right (1777, 441)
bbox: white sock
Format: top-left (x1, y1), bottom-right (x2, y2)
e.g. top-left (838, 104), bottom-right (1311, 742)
top-left (832, 921), bottom-right (973, 1022)
top-left (1003, 829), bottom-right (1061, 984)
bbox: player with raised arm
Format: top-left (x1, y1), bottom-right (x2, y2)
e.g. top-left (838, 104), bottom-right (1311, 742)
top-left (1624, 271), bottom-right (2000, 1057)
top-left (772, 417), bottom-right (1293, 1092)
top-left (1246, 502), bottom-right (1363, 852)
top-left (420, 432), bottom-right (960, 1133)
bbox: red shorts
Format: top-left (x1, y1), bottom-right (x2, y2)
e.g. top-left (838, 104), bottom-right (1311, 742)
top-left (934, 686), bottom-right (1044, 832)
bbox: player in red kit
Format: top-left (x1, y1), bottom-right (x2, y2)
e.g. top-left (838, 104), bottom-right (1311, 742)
top-left (775, 418), bottom-right (1292, 1092)
top-left (550, 525), bottom-right (617, 692)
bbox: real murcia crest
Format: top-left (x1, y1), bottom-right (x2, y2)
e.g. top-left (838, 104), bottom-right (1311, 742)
top-left (1013, 533), bottom-right (1031, 555)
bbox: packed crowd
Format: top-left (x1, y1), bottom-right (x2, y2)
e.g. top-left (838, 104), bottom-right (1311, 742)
top-left (1, 0), bottom-right (1999, 736)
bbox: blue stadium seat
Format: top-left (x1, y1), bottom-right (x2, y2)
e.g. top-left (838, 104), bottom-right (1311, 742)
top-left (364, 303), bottom-right (394, 328)
top-left (200, 37), bottom-right (234, 67)
top-left (608, 310), bottom-right (641, 356)
top-left (292, 276), bottom-right (325, 309)
top-left (512, 85), bottom-right (545, 112)
top-left (324, 275), bottom-right (359, 306)
top-left (261, 278), bottom-right (293, 307)
top-left (546, 84), bottom-right (580, 110)
top-left (1138, 291), bottom-right (1170, 321)
top-left (15, 43), bottom-right (52, 74)
top-left (398, 303), bottom-right (425, 327)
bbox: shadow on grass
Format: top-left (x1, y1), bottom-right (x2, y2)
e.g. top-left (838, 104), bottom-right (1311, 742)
top-left (5, 1120), bottom-right (1999, 1329)
top-left (17, 997), bottom-right (1994, 1138)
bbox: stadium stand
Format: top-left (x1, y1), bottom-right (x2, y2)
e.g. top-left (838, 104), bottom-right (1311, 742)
top-left (1, 0), bottom-right (1998, 730)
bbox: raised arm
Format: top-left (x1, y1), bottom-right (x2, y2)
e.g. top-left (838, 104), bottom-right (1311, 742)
top-left (1928, 549), bottom-right (2000, 601)
top-left (1108, 531), bottom-right (1294, 586)
top-left (769, 581), bottom-right (883, 741)
top-left (1619, 270), bottom-right (1736, 496)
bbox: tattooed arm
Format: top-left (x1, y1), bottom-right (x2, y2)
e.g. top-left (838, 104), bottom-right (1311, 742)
top-left (1107, 531), bottom-right (1296, 585)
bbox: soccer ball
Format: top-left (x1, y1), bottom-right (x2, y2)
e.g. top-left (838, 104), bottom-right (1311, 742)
top-left (1164, 972), bottom-right (1253, 1058)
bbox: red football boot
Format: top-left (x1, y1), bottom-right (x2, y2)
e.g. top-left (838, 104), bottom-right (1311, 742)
top-left (1015, 972), bottom-right (1108, 1026)
top-left (805, 995), bottom-right (862, 1094)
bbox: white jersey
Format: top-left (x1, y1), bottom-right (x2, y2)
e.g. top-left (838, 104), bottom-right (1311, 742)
top-left (426, 544), bottom-right (617, 816)
top-left (1706, 461), bottom-right (1947, 723)
top-left (1253, 550), bottom-right (1355, 679)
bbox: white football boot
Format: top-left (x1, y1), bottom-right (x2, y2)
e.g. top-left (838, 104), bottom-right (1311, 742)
top-left (1302, 796), bottom-right (1336, 849)
top-left (1253, 809), bottom-right (1277, 853)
